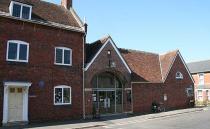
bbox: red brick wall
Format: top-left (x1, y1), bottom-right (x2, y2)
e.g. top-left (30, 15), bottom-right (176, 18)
top-left (0, 17), bottom-right (84, 123)
top-left (192, 73), bottom-right (210, 86)
top-left (132, 54), bottom-right (194, 113)
top-left (132, 83), bottom-right (162, 113)
top-left (163, 54), bottom-right (194, 110)
top-left (85, 41), bottom-right (131, 116)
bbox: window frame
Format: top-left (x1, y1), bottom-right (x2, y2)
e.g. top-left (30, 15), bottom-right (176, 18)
top-left (186, 87), bottom-right (194, 97)
top-left (198, 73), bottom-right (205, 85)
top-left (54, 47), bottom-right (72, 66)
top-left (6, 40), bottom-right (29, 63)
top-left (9, 1), bottom-right (32, 20)
top-left (176, 71), bottom-right (183, 80)
top-left (54, 85), bottom-right (72, 105)
top-left (197, 90), bottom-right (203, 101)
top-left (206, 90), bottom-right (210, 101)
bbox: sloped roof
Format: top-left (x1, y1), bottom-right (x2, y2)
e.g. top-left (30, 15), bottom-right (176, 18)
top-left (120, 49), bottom-right (163, 83)
top-left (187, 60), bottom-right (210, 74)
top-left (160, 50), bottom-right (178, 81)
top-left (0, 0), bottom-right (82, 29)
top-left (85, 35), bottom-right (110, 64)
top-left (86, 36), bottom-right (180, 83)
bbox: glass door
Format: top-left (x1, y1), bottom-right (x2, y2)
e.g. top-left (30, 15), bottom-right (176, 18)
top-left (98, 91), bottom-right (115, 114)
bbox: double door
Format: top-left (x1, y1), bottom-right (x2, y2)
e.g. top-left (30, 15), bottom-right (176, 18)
top-left (93, 90), bottom-right (123, 115)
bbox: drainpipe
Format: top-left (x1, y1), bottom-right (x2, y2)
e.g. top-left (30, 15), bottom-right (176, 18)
top-left (82, 35), bottom-right (85, 119)
top-left (82, 20), bottom-right (88, 119)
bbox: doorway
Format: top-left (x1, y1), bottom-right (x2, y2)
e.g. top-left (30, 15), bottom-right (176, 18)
top-left (8, 88), bottom-right (24, 122)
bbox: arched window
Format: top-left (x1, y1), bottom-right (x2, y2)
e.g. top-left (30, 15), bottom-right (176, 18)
top-left (54, 85), bottom-right (71, 105)
top-left (176, 71), bottom-right (183, 80)
top-left (6, 40), bottom-right (29, 62)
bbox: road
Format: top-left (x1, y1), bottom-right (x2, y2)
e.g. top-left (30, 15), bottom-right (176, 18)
top-left (1, 108), bottom-right (209, 129)
top-left (97, 108), bottom-right (210, 129)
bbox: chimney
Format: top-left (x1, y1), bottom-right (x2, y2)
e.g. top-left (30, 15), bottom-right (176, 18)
top-left (61, 0), bottom-right (72, 9)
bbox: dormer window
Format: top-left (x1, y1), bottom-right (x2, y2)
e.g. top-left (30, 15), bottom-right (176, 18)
top-left (9, 1), bottom-right (32, 20)
top-left (176, 71), bottom-right (183, 80)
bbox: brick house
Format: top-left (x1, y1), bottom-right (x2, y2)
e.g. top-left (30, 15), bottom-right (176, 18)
top-left (84, 36), bottom-right (194, 117)
top-left (188, 60), bottom-right (210, 103)
top-left (0, 0), bottom-right (85, 125)
top-left (0, 0), bottom-right (194, 126)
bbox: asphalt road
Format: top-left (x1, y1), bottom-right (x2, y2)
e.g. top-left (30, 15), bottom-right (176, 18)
top-left (1, 108), bottom-right (209, 129)
top-left (98, 108), bottom-right (210, 129)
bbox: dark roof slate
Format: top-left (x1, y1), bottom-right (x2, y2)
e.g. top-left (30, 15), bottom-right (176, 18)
top-left (187, 60), bottom-right (210, 74)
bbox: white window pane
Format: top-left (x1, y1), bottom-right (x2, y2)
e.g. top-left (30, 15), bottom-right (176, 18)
top-left (19, 44), bottom-right (27, 60)
top-left (64, 50), bottom-right (71, 64)
top-left (12, 4), bottom-right (21, 17)
top-left (56, 49), bottom-right (63, 64)
top-left (8, 42), bottom-right (18, 60)
top-left (63, 88), bottom-right (70, 103)
top-left (55, 88), bottom-right (62, 104)
top-left (22, 6), bottom-right (30, 19)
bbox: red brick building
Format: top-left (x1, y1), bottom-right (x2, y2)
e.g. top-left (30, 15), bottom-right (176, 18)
top-left (0, 0), bottom-right (85, 125)
top-left (0, 0), bottom-right (194, 126)
top-left (85, 36), bottom-right (194, 117)
top-left (188, 60), bottom-right (210, 103)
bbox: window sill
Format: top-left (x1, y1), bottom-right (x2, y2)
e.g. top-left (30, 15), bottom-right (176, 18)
top-left (54, 63), bottom-right (72, 67)
top-left (54, 103), bottom-right (71, 106)
top-left (176, 77), bottom-right (183, 80)
top-left (6, 59), bottom-right (28, 63)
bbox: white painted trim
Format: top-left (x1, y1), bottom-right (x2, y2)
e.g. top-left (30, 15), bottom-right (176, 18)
top-left (176, 71), bottom-right (183, 80)
top-left (163, 52), bottom-right (178, 82)
top-left (9, 1), bottom-right (32, 20)
top-left (163, 51), bottom-right (194, 83)
top-left (85, 38), bottom-right (132, 73)
top-left (178, 51), bottom-right (195, 83)
top-left (54, 47), bottom-right (72, 66)
top-left (4, 81), bottom-right (32, 87)
top-left (2, 82), bottom-right (32, 125)
top-left (54, 85), bottom-right (72, 105)
top-left (6, 40), bottom-right (29, 63)
top-left (198, 73), bottom-right (205, 85)
top-left (70, 8), bottom-right (84, 28)
top-left (159, 55), bottom-right (164, 82)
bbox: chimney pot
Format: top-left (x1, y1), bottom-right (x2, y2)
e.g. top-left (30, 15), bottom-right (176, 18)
top-left (61, 0), bottom-right (72, 9)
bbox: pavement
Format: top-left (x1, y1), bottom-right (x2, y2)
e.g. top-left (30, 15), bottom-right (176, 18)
top-left (0, 107), bottom-right (206, 129)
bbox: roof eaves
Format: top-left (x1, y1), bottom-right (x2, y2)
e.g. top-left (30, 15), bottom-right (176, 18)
top-left (0, 11), bottom-right (85, 33)
top-left (70, 8), bottom-right (84, 29)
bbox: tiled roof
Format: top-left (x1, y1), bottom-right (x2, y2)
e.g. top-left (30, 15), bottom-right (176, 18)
top-left (0, 0), bottom-right (82, 29)
top-left (85, 35), bottom-right (110, 64)
top-left (120, 49), bottom-right (163, 83)
top-left (160, 50), bottom-right (178, 81)
top-left (86, 36), bottom-right (179, 83)
top-left (187, 60), bottom-right (210, 74)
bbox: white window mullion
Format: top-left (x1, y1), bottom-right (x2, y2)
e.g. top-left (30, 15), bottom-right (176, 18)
top-left (17, 43), bottom-right (20, 60)
top-left (20, 5), bottom-right (23, 19)
top-left (62, 49), bottom-right (65, 64)
top-left (70, 87), bottom-right (71, 104)
top-left (62, 88), bottom-right (64, 104)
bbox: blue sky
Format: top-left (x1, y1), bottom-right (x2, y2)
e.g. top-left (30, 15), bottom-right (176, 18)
top-left (45, 0), bottom-right (210, 62)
